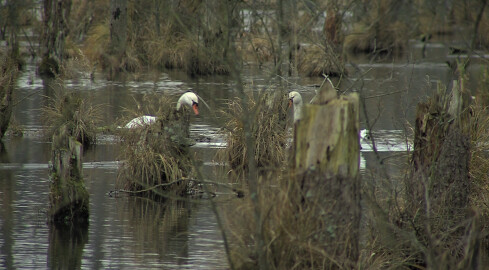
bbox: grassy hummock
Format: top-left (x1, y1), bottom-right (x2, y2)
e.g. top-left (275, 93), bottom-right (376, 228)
top-left (42, 88), bottom-right (101, 148)
top-left (116, 95), bottom-right (195, 199)
top-left (217, 89), bottom-right (289, 179)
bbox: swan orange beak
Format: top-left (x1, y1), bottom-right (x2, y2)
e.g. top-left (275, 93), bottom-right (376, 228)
top-left (192, 103), bottom-right (199, 115)
top-left (288, 99), bottom-right (293, 108)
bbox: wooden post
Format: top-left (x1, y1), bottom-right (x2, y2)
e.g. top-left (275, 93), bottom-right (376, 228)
top-left (49, 127), bottom-right (89, 225)
top-left (293, 83), bottom-right (361, 267)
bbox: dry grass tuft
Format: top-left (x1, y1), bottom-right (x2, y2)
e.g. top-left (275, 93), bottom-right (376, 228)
top-left (83, 22), bottom-right (110, 68)
top-left (222, 171), bottom-right (358, 269)
top-left (359, 74), bottom-right (485, 269)
top-left (0, 52), bottom-right (19, 139)
top-left (62, 38), bottom-right (95, 80)
top-left (344, 1), bottom-right (413, 54)
top-left (41, 88), bottom-right (101, 147)
top-left (236, 35), bottom-right (274, 66)
top-left (217, 90), bottom-right (288, 179)
top-left (116, 94), bottom-right (194, 198)
top-left (469, 67), bottom-right (489, 250)
top-left (297, 43), bottom-right (346, 77)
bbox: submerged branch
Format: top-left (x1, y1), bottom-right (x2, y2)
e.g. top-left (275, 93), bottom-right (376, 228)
top-left (109, 178), bottom-right (244, 198)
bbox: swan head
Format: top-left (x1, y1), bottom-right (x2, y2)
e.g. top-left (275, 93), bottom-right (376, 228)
top-left (177, 91), bottom-right (199, 115)
top-left (288, 91), bottom-right (303, 107)
top-left (288, 91), bottom-right (303, 122)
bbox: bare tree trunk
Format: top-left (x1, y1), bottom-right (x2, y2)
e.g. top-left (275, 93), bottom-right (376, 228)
top-left (110, 0), bottom-right (127, 57)
top-left (293, 84), bottom-right (361, 268)
top-left (39, 0), bottom-right (71, 77)
top-left (107, 0), bottom-right (127, 79)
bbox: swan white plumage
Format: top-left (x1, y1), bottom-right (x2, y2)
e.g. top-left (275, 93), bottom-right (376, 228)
top-left (124, 115), bottom-right (157, 128)
top-left (288, 91), bottom-right (303, 123)
top-left (124, 91), bottom-right (199, 129)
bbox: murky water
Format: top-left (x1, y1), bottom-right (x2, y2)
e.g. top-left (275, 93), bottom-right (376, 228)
top-left (0, 38), bottom-right (484, 269)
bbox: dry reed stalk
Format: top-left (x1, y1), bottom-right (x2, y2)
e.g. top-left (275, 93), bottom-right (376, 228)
top-left (361, 75), bottom-right (486, 269)
top-left (222, 169), bottom-right (364, 269)
top-left (0, 53), bottom-right (18, 140)
top-left (217, 90), bottom-right (288, 179)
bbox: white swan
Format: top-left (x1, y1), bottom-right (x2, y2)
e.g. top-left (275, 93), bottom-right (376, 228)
top-left (124, 91), bottom-right (199, 128)
top-left (288, 91), bottom-right (303, 123)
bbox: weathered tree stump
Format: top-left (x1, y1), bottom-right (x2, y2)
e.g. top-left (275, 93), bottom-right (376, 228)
top-left (407, 79), bottom-right (472, 261)
top-left (292, 84), bottom-right (361, 268)
top-left (49, 127), bottom-right (89, 225)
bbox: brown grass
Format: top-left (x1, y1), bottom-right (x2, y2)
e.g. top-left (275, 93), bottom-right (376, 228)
top-left (116, 94), bottom-right (194, 198)
top-left (359, 73), bottom-right (484, 269)
top-left (344, 0), bottom-right (413, 54)
top-left (469, 66), bottom-right (489, 251)
top-left (83, 6), bottom-right (230, 76)
top-left (236, 35), bottom-right (274, 66)
top-left (297, 43), bottom-right (346, 77)
top-left (217, 89), bottom-right (289, 179)
top-left (83, 21), bottom-right (110, 68)
top-left (0, 52), bottom-right (19, 139)
top-left (41, 87), bottom-right (101, 147)
top-left (222, 170), bottom-right (361, 269)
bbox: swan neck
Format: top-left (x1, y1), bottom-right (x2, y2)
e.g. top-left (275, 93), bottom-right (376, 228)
top-left (294, 102), bottom-right (302, 122)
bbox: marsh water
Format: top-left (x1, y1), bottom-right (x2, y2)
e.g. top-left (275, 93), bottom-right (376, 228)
top-left (0, 40), bottom-right (485, 269)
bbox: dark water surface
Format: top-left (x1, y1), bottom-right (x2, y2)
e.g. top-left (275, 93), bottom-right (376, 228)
top-left (0, 40), bottom-right (485, 269)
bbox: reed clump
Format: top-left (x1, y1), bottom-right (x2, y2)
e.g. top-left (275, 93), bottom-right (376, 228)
top-left (116, 95), bottom-right (194, 198)
top-left (41, 88), bottom-right (101, 147)
top-left (469, 67), bottom-right (489, 249)
top-left (217, 90), bottom-right (288, 179)
top-left (0, 52), bottom-right (19, 140)
top-left (297, 43), bottom-right (346, 77)
top-left (236, 35), bottom-right (274, 67)
top-left (223, 171), bottom-right (358, 269)
top-left (359, 75), bottom-right (483, 269)
top-left (82, 4), bottom-right (229, 76)
top-left (344, 0), bottom-right (413, 54)
top-left (138, 20), bottom-right (230, 76)
top-left (83, 22), bottom-right (110, 69)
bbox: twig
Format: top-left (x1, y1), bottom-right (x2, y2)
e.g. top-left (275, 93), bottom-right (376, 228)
top-left (12, 90), bottom-right (41, 108)
top-left (109, 178), bottom-right (244, 197)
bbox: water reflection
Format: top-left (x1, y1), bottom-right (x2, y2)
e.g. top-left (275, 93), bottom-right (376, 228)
top-left (0, 169), bottom-right (14, 269)
top-left (116, 197), bottom-right (192, 266)
top-left (48, 223), bottom-right (88, 269)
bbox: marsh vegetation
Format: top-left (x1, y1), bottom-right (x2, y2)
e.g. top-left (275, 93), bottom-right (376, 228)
top-left (1, 0), bottom-right (489, 269)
